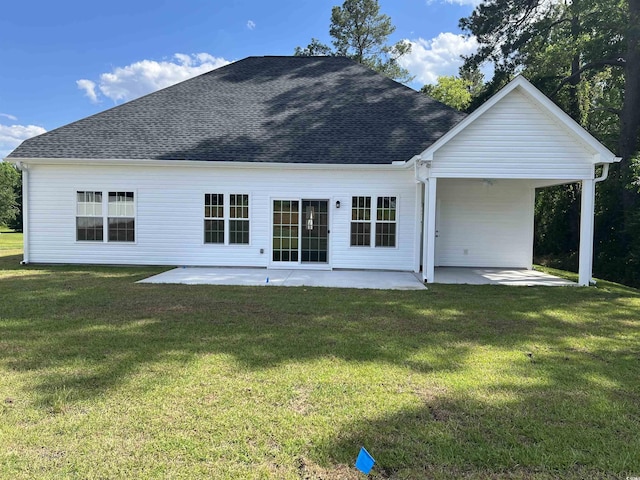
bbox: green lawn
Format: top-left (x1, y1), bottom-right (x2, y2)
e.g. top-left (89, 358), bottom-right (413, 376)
top-left (1, 235), bottom-right (639, 479)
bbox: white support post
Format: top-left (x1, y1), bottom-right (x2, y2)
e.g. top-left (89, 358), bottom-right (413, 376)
top-left (413, 184), bottom-right (423, 273)
top-left (578, 178), bottom-right (595, 286)
top-left (424, 178), bottom-right (437, 283)
top-left (422, 182), bottom-right (429, 282)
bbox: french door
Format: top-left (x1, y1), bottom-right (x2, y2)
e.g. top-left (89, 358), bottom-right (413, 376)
top-left (272, 199), bottom-right (329, 265)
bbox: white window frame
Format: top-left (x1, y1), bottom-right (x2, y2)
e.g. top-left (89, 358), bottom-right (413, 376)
top-left (75, 190), bottom-right (137, 243)
top-left (349, 195), bottom-right (398, 248)
top-left (76, 191), bottom-right (104, 242)
top-left (107, 191), bottom-right (136, 243)
top-left (203, 193), bottom-right (251, 246)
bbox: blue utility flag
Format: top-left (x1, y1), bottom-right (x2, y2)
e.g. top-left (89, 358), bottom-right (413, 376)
top-left (355, 447), bottom-right (375, 474)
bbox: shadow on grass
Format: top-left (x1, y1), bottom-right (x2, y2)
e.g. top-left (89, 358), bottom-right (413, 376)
top-left (1, 260), bottom-right (639, 476)
top-left (317, 387), bottom-right (638, 478)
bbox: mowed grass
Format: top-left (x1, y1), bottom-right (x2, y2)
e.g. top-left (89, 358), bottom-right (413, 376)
top-left (0, 235), bottom-right (639, 479)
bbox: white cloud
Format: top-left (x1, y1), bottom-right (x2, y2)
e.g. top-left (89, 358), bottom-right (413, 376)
top-left (76, 79), bottom-right (98, 103)
top-left (78, 53), bottom-right (231, 103)
top-left (398, 32), bottom-right (480, 85)
top-left (247, 20), bottom-right (256, 30)
top-left (0, 113), bottom-right (18, 121)
top-left (0, 124), bottom-right (47, 158)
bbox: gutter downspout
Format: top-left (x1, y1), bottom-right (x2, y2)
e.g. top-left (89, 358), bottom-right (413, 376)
top-left (15, 161), bottom-right (29, 264)
top-left (594, 163), bottom-right (609, 183)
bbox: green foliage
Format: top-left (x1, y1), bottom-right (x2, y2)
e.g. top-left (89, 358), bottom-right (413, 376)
top-left (294, 0), bottom-right (413, 82)
top-left (0, 162), bottom-right (20, 227)
top-left (421, 76), bottom-right (471, 111)
top-left (293, 38), bottom-right (333, 57)
top-left (420, 71), bottom-right (486, 111)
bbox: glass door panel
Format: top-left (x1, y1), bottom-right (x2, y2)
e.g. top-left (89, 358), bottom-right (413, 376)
top-left (301, 200), bottom-right (328, 263)
top-left (273, 200), bottom-right (299, 262)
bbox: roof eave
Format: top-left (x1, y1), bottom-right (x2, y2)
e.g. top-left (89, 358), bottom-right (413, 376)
top-left (5, 156), bottom-right (415, 170)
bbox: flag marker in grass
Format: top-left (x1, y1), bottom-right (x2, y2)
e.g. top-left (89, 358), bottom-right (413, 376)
top-left (355, 447), bottom-right (375, 474)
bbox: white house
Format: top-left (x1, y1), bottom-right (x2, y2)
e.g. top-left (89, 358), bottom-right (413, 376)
top-left (4, 56), bottom-right (619, 286)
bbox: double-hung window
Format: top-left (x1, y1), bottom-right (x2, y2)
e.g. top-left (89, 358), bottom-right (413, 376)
top-left (350, 196), bottom-right (371, 246)
top-left (375, 196), bottom-right (396, 247)
top-left (108, 192), bottom-right (135, 242)
top-left (76, 191), bottom-right (103, 241)
top-left (204, 193), bottom-right (250, 245)
top-left (229, 194), bottom-right (250, 244)
top-left (76, 190), bottom-right (135, 242)
top-left (204, 194), bottom-right (225, 244)
top-left (350, 195), bottom-right (397, 247)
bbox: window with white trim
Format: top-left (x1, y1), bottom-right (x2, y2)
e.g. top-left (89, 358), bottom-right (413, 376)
top-left (229, 194), bottom-right (250, 244)
top-left (76, 191), bottom-right (103, 241)
top-left (108, 192), bottom-right (135, 242)
top-left (375, 196), bottom-right (396, 247)
top-left (204, 193), bottom-right (250, 245)
top-left (350, 195), bottom-right (397, 247)
top-left (350, 196), bottom-right (371, 246)
top-left (204, 194), bottom-right (224, 244)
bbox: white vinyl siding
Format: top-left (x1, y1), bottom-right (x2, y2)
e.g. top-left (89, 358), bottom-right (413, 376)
top-left (430, 89), bottom-right (597, 180)
top-left (26, 163), bottom-right (418, 271)
top-left (435, 179), bottom-right (534, 268)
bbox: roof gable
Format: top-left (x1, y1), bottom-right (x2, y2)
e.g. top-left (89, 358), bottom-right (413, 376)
top-left (420, 76), bottom-right (619, 164)
top-left (8, 56), bottom-right (465, 165)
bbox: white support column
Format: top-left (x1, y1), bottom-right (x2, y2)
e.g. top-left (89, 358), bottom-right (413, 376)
top-left (422, 182), bottom-right (429, 282)
top-left (578, 178), bottom-right (595, 286)
top-left (413, 184), bottom-right (423, 273)
top-left (424, 178), bottom-right (437, 283)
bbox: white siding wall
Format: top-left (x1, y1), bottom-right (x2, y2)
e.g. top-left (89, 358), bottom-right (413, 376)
top-left (435, 179), bottom-right (534, 268)
top-left (431, 89), bottom-right (596, 179)
top-left (27, 163), bottom-right (419, 271)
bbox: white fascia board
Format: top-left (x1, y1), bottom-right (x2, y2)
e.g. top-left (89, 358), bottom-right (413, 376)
top-left (418, 75), bottom-right (618, 164)
top-left (5, 157), bottom-right (414, 171)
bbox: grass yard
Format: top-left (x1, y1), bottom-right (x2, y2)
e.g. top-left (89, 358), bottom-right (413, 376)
top-left (0, 234), bottom-right (639, 479)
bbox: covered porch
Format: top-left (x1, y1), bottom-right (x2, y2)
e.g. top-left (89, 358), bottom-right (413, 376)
top-left (412, 76), bottom-right (619, 286)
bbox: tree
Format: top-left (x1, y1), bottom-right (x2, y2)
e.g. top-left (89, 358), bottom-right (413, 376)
top-left (294, 0), bottom-right (412, 82)
top-left (294, 38), bottom-right (333, 57)
top-left (0, 162), bottom-right (20, 228)
top-left (421, 70), bottom-right (485, 111)
top-left (421, 76), bottom-right (473, 111)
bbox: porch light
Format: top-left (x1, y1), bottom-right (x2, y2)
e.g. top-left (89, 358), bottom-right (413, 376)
top-left (335, 200), bottom-right (341, 209)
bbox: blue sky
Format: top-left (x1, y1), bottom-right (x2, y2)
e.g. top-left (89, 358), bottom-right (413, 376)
top-left (0, 0), bottom-right (481, 158)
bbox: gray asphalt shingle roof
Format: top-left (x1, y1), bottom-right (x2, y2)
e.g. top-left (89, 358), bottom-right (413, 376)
top-left (8, 56), bottom-right (466, 164)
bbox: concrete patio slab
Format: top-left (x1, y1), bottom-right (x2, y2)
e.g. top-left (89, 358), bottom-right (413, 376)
top-left (139, 267), bottom-right (574, 289)
top-left (138, 267), bottom-right (427, 290)
top-left (434, 267), bottom-right (575, 286)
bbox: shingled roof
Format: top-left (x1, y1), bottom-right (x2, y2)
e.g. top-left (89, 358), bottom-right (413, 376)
top-left (8, 56), bottom-right (465, 165)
